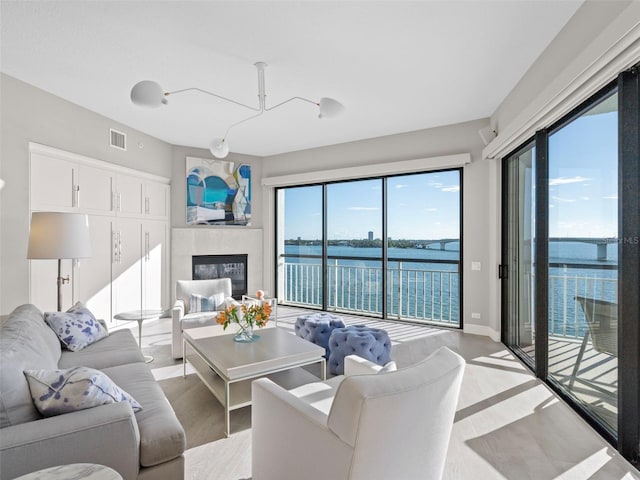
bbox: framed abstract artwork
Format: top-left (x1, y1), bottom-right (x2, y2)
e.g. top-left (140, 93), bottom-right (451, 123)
top-left (185, 156), bottom-right (251, 226)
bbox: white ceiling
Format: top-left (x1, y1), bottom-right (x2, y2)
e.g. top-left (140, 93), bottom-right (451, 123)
top-left (0, 1), bottom-right (583, 157)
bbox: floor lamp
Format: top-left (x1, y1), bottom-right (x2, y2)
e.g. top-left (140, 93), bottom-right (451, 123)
top-left (27, 212), bottom-right (92, 311)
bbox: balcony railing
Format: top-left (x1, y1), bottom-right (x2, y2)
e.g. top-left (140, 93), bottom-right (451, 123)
top-left (281, 256), bottom-right (459, 326)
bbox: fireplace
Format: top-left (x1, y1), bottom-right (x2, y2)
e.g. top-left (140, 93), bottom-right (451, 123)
top-left (192, 254), bottom-right (248, 299)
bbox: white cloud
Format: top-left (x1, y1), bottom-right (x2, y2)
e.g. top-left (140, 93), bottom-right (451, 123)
top-left (425, 207), bottom-right (438, 212)
top-left (551, 196), bottom-right (576, 203)
top-left (603, 195), bottom-right (618, 200)
top-left (441, 186), bottom-right (460, 192)
top-left (580, 197), bottom-right (590, 201)
top-left (348, 206), bottom-right (379, 211)
top-left (549, 176), bottom-right (591, 186)
top-left (395, 184), bottom-right (408, 189)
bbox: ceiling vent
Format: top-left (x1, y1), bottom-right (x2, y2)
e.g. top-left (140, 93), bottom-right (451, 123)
top-left (110, 128), bottom-right (127, 151)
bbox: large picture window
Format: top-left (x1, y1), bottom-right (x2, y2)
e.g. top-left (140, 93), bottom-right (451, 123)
top-left (276, 169), bottom-right (462, 326)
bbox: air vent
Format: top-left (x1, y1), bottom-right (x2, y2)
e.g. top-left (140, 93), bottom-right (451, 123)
top-left (110, 129), bottom-right (127, 151)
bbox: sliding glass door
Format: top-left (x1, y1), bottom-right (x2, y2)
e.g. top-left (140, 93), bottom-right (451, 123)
top-left (277, 169), bottom-right (462, 327)
top-left (546, 88), bottom-right (619, 433)
top-left (502, 142), bottom-right (536, 365)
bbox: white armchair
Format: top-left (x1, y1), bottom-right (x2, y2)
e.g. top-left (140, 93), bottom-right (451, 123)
top-left (252, 346), bottom-right (465, 480)
top-left (171, 278), bottom-right (236, 358)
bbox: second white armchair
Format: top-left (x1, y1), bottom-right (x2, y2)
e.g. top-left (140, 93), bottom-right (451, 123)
top-left (171, 278), bottom-right (236, 358)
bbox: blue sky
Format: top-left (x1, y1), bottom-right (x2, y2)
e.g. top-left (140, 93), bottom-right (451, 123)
top-left (284, 170), bottom-right (461, 240)
top-left (548, 96), bottom-right (618, 237)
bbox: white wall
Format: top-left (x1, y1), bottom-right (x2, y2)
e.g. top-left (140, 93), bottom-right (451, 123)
top-left (0, 74), bottom-right (173, 314)
top-left (262, 119), bottom-right (500, 339)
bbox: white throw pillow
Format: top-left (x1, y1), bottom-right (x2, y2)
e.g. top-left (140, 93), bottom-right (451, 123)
top-left (190, 292), bottom-right (225, 313)
top-left (44, 302), bottom-right (108, 352)
top-left (378, 361), bottom-right (398, 373)
top-left (24, 366), bottom-right (142, 417)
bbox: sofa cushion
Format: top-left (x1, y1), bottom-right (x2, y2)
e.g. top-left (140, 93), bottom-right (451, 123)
top-left (102, 362), bottom-right (186, 467)
top-left (44, 302), bottom-right (108, 351)
top-left (58, 329), bottom-right (144, 370)
top-left (0, 304), bottom-right (61, 427)
top-left (287, 375), bottom-right (344, 416)
top-left (24, 366), bottom-right (142, 417)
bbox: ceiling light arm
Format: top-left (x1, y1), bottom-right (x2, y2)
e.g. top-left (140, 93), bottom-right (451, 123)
top-left (222, 110), bottom-right (265, 141)
top-left (165, 87), bottom-right (260, 112)
top-left (264, 96), bottom-right (318, 112)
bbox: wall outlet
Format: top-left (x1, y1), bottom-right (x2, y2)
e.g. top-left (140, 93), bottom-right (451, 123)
top-left (471, 261), bottom-right (481, 271)
top-left (471, 312), bottom-right (481, 319)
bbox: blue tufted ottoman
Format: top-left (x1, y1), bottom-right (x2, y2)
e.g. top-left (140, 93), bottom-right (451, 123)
top-left (328, 325), bottom-right (392, 375)
top-left (295, 313), bottom-right (346, 358)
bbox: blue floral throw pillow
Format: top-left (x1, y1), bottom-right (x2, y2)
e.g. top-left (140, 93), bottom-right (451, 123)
top-left (44, 302), bottom-right (108, 351)
top-left (24, 366), bottom-right (142, 417)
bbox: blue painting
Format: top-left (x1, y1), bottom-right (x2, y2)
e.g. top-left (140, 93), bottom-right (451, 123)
top-left (186, 157), bottom-right (251, 225)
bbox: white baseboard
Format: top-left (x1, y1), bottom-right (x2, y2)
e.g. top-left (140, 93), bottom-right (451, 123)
top-left (464, 323), bottom-right (501, 342)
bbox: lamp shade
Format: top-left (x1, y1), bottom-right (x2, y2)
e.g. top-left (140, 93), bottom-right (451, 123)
top-left (210, 138), bottom-right (230, 158)
top-left (318, 97), bottom-right (345, 119)
top-left (27, 212), bottom-right (92, 259)
top-left (130, 80), bottom-right (167, 108)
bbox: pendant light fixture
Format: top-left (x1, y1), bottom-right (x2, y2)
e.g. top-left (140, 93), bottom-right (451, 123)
top-left (130, 62), bottom-right (344, 158)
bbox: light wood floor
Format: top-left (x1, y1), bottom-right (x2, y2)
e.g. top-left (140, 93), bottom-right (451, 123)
top-left (121, 307), bottom-right (640, 480)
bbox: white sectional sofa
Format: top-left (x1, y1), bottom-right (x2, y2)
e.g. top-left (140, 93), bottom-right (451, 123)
top-left (0, 304), bottom-right (186, 480)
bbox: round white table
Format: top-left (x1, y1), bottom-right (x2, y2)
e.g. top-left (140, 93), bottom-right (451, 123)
top-left (14, 463), bottom-right (122, 480)
top-left (114, 309), bottom-right (164, 363)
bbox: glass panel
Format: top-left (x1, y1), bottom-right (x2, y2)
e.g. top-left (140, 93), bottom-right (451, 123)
top-left (326, 179), bottom-right (383, 316)
top-left (277, 186), bottom-right (323, 307)
top-left (504, 143), bottom-right (536, 363)
top-left (387, 171), bottom-right (460, 326)
top-left (547, 90), bottom-right (618, 433)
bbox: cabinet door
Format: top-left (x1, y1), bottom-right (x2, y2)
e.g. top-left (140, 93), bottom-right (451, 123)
top-left (112, 218), bottom-right (142, 317)
top-left (142, 220), bottom-right (167, 310)
top-left (30, 152), bottom-right (76, 211)
top-left (116, 174), bottom-right (143, 217)
top-left (78, 165), bottom-right (115, 215)
top-left (74, 215), bottom-right (113, 321)
top-left (144, 181), bottom-right (169, 219)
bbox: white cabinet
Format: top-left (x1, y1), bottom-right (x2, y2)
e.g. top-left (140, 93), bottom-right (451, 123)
top-left (73, 215), bottom-right (113, 321)
top-left (144, 181), bottom-right (170, 220)
top-left (31, 151), bottom-right (115, 215)
top-left (28, 143), bottom-right (170, 320)
top-left (30, 152), bottom-right (76, 211)
top-left (142, 220), bottom-right (168, 310)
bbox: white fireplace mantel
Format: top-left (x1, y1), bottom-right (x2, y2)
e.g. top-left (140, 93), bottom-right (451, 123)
top-left (171, 228), bottom-right (264, 301)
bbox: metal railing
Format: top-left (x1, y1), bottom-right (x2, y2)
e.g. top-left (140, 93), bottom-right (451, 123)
top-left (281, 256), bottom-right (460, 326)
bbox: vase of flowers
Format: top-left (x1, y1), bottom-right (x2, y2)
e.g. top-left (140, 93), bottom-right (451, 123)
top-left (216, 301), bottom-right (272, 342)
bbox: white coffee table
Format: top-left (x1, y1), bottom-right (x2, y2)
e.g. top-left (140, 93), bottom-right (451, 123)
top-left (183, 325), bottom-right (326, 436)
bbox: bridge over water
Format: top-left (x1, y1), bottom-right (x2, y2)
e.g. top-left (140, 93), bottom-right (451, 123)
top-left (422, 237), bottom-right (617, 260)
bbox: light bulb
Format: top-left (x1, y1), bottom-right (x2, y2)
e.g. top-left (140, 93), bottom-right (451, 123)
top-left (210, 138), bottom-right (229, 158)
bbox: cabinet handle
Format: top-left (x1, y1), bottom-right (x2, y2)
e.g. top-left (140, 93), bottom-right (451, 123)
top-left (118, 231), bottom-right (122, 263)
top-left (145, 197), bottom-right (150, 215)
top-left (112, 231), bottom-right (118, 264)
top-left (111, 192), bottom-right (116, 211)
top-left (72, 184), bottom-right (80, 208)
top-left (145, 232), bottom-right (150, 261)
top-left (118, 193), bottom-right (122, 212)
top-left (75, 185), bottom-right (80, 209)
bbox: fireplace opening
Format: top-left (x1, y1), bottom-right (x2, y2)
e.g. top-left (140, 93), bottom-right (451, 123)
top-left (192, 254), bottom-right (247, 299)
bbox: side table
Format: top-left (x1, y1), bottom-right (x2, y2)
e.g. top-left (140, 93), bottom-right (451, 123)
top-left (114, 309), bottom-right (164, 363)
top-left (14, 463), bottom-right (123, 480)
top-left (242, 295), bottom-right (278, 326)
